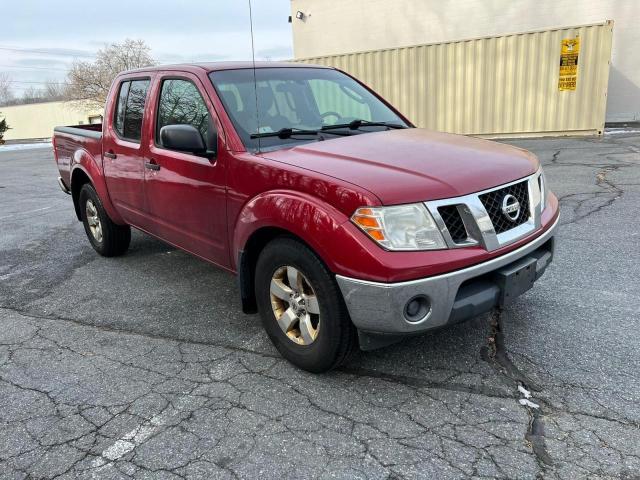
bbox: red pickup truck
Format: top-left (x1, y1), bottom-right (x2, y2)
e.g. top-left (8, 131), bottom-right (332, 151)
top-left (53, 62), bottom-right (558, 372)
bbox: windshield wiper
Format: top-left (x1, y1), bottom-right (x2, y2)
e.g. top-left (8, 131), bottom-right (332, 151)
top-left (250, 127), bottom-right (356, 140)
top-left (321, 119), bottom-right (407, 131)
top-left (250, 127), bottom-right (321, 139)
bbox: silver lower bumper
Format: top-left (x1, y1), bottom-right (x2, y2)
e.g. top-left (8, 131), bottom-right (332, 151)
top-left (57, 176), bottom-right (71, 195)
top-left (336, 216), bottom-right (558, 335)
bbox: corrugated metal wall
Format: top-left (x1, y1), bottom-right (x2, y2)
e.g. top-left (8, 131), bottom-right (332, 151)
top-left (296, 22), bottom-right (613, 137)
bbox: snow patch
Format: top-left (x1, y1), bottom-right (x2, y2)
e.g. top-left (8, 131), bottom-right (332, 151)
top-left (519, 398), bottom-right (540, 409)
top-left (604, 128), bottom-right (640, 136)
top-left (518, 384), bottom-right (532, 399)
top-left (0, 142), bottom-right (52, 152)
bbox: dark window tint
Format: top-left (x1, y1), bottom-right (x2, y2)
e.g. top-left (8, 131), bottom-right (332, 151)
top-left (114, 81), bottom-right (130, 137)
top-left (113, 79), bottom-right (150, 141)
top-left (123, 80), bottom-right (150, 141)
top-left (157, 79), bottom-right (211, 148)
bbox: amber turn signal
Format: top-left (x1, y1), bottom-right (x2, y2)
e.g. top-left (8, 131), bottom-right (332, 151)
top-left (351, 208), bottom-right (387, 242)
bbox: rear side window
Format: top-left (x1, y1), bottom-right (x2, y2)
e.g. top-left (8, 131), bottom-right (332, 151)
top-left (114, 82), bottom-right (129, 135)
top-left (156, 79), bottom-right (211, 147)
top-left (113, 79), bottom-right (150, 141)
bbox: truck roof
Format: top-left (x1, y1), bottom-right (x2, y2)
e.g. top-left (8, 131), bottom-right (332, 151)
top-left (121, 61), bottom-right (331, 76)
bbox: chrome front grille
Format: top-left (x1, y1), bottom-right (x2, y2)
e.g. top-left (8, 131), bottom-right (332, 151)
top-left (479, 180), bottom-right (530, 234)
top-left (425, 171), bottom-right (544, 252)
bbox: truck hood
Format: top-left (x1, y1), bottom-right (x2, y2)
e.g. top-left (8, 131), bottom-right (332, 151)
top-left (262, 128), bottom-right (539, 205)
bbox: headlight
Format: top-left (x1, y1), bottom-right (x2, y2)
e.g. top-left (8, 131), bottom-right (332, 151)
top-left (351, 203), bottom-right (446, 251)
top-left (538, 169), bottom-right (547, 211)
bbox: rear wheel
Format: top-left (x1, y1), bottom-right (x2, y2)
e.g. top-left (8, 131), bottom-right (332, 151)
top-left (79, 184), bottom-right (131, 257)
top-left (255, 237), bottom-right (357, 372)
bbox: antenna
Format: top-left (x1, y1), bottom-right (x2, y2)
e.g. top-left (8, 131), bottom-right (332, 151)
top-left (248, 0), bottom-right (261, 152)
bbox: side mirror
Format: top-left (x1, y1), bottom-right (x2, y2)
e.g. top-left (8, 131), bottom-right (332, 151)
top-left (160, 124), bottom-right (206, 155)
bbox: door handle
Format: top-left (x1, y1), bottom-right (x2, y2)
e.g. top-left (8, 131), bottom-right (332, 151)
top-left (145, 160), bottom-right (160, 171)
top-left (104, 151), bottom-right (117, 159)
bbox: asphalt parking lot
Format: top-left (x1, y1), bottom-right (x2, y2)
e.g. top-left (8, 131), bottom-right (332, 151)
top-left (1, 132), bottom-right (639, 479)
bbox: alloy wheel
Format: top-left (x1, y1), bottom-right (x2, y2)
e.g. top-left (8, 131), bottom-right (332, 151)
top-left (269, 265), bottom-right (321, 345)
top-left (85, 199), bottom-right (103, 243)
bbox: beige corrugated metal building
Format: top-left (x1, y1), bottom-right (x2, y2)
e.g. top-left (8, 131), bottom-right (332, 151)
top-left (296, 22), bottom-right (613, 138)
top-left (291, 0), bottom-right (638, 126)
top-left (0, 101), bottom-right (102, 141)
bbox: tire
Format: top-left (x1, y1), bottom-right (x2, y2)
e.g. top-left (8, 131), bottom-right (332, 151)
top-left (79, 183), bottom-right (131, 257)
top-left (255, 237), bottom-right (357, 373)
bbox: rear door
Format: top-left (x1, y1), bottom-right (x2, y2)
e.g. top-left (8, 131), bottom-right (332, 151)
top-left (103, 77), bottom-right (152, 225)
top-left (143, 72), bottom-right (229, 267)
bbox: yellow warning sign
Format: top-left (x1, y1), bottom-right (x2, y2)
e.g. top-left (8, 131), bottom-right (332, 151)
top-left (558, 37), bottom-right (580, 91)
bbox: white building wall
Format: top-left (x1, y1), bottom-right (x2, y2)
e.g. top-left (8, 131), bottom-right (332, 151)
top-left (0, 101), bottom-right (103, 141)
top-left (291, 0), bottom-right (640, 122)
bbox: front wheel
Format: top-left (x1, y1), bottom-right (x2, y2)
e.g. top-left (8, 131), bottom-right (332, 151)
top-left (79, 184), bottom-right (131, 257)
top-left (255, 237), bottom-right (357, 373)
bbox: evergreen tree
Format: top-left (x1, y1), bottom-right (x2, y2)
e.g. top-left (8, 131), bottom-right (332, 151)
top-left (0, 115), bottom-right (9, 144)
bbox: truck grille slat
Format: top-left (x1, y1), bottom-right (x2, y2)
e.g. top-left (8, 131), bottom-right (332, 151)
top-left (438, 205), bottom-right (468, 243)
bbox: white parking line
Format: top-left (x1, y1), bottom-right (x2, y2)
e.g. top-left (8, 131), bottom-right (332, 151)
top-left (0, 206), bottom-right (53, 220)
top-left (91, 412), bottom-right (170, 473)
top-left (90, 396), bottom-right (189, 476)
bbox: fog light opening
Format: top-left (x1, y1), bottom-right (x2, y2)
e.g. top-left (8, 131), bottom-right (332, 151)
top-left (403, 295), bottom-right (431, 323)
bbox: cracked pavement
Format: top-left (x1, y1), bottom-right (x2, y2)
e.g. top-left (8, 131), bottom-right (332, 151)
top-left (1, 133), bottom-right (639, 479)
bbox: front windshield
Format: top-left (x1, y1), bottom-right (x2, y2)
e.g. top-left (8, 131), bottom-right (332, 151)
top-left (209, 67), bottom-right (408, 152)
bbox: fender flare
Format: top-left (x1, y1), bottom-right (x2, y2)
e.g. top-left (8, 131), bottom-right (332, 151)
top-left (232, 190), bottom-right (360, 313)
top-left (70, 150), bottom-right (125, 224)
top-left (233, 190), bottom-right (350, 272)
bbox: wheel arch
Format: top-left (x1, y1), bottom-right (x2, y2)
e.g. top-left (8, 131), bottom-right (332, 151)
top-left (70, 168), bottom-right (92, 220)
top-left (69, 151), bottom-right (125, 225)
top-left (233, 190), bottom-right (352, 314)
top-left (237, 226), bottom-right (324, 314)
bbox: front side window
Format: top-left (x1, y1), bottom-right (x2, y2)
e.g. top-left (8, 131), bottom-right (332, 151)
top-left (156, 79), bottom-right (211, 148)
top-left (210, 67), bottom-right (407, 152)
top-left (113, 79), bottom-right (150, 141)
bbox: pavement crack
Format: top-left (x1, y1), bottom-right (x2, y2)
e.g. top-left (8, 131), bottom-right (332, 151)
top-left (481, 308), bottom-right (538, 390)
top-left (481, 308), bottom-right (554, 469)
top-left (525, 408), bottom-right (553, 467)
top-left (338, 366), bottom-right (513, 399)
top-left (0, 305), bottom-right (280, 361)
top-left (558, 162), bottom-right (626, 226)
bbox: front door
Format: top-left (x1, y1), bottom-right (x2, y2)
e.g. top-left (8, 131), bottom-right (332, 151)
top-left (103, 77), bottom-right (152, 225)
top-left (143, 73), bottom-right (229, 267)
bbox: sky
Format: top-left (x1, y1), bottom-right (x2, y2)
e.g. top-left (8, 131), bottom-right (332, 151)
top-left (0, 0), bottom-right (294, 96)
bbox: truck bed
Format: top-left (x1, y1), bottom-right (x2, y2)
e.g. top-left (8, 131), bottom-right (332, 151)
top-left (54, 123), bottom-right (103, 139)
top-left (53, 124), bottom-right (103, 191)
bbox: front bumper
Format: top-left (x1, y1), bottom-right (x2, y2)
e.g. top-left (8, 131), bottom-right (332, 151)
top-left (336, 216), bottom-right (558, 342)
top-left (57, 176), bottom-right (71, 194)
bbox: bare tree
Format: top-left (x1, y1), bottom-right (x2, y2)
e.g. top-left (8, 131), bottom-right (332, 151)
top-left (43, 80), bottom-right (66, 100)
top-left (0, 73), bottom-right (14, 106)
top-left (21, 86), bottom-right (46, 104)
top-left (65, 39), bottom-right (156, 109)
